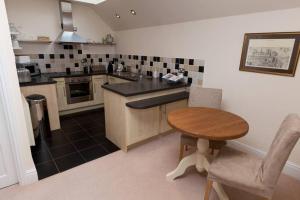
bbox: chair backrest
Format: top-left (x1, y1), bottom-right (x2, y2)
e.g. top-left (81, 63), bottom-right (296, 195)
top-left (259, 114), bottom-right (300, 188)
top-left (188, 85), bottom-right (222, 109)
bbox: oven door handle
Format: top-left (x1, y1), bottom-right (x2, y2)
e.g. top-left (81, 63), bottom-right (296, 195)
top-left (67, 81), bottom-right (90, 85)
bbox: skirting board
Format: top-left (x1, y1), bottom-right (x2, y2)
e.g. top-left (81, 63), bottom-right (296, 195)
top-left (59, 104), bottom-right (104, 116)
top-left (228, 140), bottom-right (300, 181)
top-left (19, 168), bottom-right (38, 185)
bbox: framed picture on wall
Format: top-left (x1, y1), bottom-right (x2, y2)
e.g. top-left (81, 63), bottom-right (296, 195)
top-left (239, 32), bottom-right (300, 76)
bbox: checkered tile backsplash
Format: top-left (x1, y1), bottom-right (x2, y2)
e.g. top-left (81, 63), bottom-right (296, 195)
top-left (115, 54), bottom-right (205, 85)
top-left (15, 45), bottom-right (205, 84)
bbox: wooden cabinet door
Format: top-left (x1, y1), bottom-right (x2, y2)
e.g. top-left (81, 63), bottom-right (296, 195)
top-left (92, 76), bottom-right (106, 104)
top-left (127, 107), bottom-right (160, 145)
top-left (159, 100), bottom-right (188, 133)
top-left (53, 78), bottom-right (67, 111)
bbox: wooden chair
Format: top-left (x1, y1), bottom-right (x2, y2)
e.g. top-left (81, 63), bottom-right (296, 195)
top-left (179, 86), bottom-right (222, 160)
top-left (205, 114), bottom-right (300, 200)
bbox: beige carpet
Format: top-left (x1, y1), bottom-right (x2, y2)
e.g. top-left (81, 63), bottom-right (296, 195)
top-left (1, 133), bottom-right (300, 200)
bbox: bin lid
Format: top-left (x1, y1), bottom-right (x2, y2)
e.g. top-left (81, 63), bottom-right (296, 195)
top-left (26, 94), bottom-right (46, 102)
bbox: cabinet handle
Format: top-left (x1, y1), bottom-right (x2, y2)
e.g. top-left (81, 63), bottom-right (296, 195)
top-left (63, 87), bottom-right (66, 97)
top-left (162, 105), bottom-right (166, 114)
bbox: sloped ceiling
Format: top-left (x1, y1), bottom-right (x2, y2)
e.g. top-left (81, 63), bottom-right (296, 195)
top-left (86, 0), bottom-right (300, 31)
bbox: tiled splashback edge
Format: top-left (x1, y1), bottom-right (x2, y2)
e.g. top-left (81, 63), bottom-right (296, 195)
top-left (15, 45), bottom-right (204, 84)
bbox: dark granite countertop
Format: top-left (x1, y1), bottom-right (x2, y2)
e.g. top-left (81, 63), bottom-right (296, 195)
top-left (19, 71), bottom-right (139, 87)
top-left (126, 92), bottom-right (189, 109)
top-left (102, 78), bottom-right (187, 97)
top-left (20, 71), bottom-right (188, 97)
top-left (19, 74), bottom-right (57, 87)
top-left (46, 71), bottom-right (139, 81)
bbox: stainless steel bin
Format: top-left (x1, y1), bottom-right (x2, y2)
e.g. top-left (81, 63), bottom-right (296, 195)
top-left (26, 94), bottom-right (46, 138)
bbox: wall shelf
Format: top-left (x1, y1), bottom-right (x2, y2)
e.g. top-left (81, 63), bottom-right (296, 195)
top-left (19, 40), bottom-right (52, 44)
top-left (18, 40), bottom-right (116, 45)
top-left (85, 42), bottom-right (116, 45)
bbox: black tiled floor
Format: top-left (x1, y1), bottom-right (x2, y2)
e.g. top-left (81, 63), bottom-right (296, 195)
top-left (100, 139), bottom-right (120, 153)
top-left (45, 133), bottom-right (70, 148)
top-left (66, 132), bottom-right (90, 141)
top-left (73, 138), bottom-right (97, 150)
top-left (32, 150), bottom-right (52, 164)
top-left (55, 153), bottom-right (85, 172)
top-left (49, 144), bottom-right (77, 159)
top-left (35, 161), bottom-right (59, 180)
top-left (80, 146), bottom-right (108, 162)
top-left (85, 127), bottom-right (105, 136)
top-left (30, 108), bottom-right (120, 180)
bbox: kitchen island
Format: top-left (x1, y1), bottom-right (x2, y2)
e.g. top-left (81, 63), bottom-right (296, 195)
top-left (102, 77), bottom-right (189, 151)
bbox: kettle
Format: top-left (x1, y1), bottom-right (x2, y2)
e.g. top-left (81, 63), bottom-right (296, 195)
top-left (17, 67), bottom-right (31, 83)
top-left (107, 62), bottom-right (114, 73)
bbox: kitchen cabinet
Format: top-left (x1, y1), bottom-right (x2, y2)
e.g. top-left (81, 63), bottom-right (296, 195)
top-left (127, 107), bottom-right (160, 145)
top-left (104, 88), bottom-right (187, 151)
top-left (159, 100), bottom-right (188, 133)
top-left (92, 75), bottom-right (106, 104)
top-left (21, 84), bottom-right (61, 131)
top-left (127, 100), bottom-right (188, 145)
top-left (53, 78), bottom-right (68, 111)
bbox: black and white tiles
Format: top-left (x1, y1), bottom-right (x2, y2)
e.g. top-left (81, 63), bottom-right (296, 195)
top-left (31, 108), bottom-right (119, 180)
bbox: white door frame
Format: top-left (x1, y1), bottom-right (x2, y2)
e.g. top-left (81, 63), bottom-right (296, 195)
top-left (0, 0), bottom-right (38, 186)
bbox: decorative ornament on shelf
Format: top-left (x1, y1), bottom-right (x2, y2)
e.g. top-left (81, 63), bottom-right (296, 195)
top-left (103, 34), bottom-right (114, 44)
top-left (9, 23), bottom-right (22, 50)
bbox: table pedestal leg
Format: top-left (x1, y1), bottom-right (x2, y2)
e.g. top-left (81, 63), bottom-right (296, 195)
top-left (195, 139), bottom-right (210, 172)
top-left (166, 153), bottom-right (196, 181)
top-left (166, 138), bottom-right (210, 181)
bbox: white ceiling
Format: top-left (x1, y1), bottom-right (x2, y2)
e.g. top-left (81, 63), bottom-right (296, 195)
top-left (83, 0), bottom-right (300, 31)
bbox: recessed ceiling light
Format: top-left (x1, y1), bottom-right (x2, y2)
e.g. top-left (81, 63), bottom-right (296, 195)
top-left (130, 9), bottom-right (136, 15)
top-left (72, 0), bottom-right (106, 5)
top-left (115, 14), bottom-right (120, 18)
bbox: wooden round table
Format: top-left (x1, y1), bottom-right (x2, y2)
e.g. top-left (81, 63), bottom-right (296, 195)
top-left (166, 107), bottom-right (249, 199)
top-left (167, 107), bottom-right (249, 141)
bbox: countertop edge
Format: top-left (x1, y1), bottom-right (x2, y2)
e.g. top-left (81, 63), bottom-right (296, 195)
top-left (20, 80), bottom-right (57, 87)
top-left (19, 72), bottom-right (139, 87)
top-left (102, 83), bottom-right (187, 97)
top-left (126, 91), bottom-right (189, 109)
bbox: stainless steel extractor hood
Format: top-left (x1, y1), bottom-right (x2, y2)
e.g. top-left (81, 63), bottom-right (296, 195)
top-left (56, 0), bottom-right (87, 44)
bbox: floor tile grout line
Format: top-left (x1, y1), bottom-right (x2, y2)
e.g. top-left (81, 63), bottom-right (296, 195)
top-left (41, 138), bottom-right (61, 174)
top-left (61, 125), bottom-right (102, 161)
top-left (62, 119), bottom-right (90, 162)
top-left (62, 117), bottom-right (114, 155)
top-left (34, 110), bottom-right (107, 179)
top-left (70, 115), bottom-right (112, 156)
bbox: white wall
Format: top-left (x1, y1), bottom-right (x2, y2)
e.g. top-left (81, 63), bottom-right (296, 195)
top-left (116, 8), bottom-right (300, 167)
top-left (5, 0), bottom-right (115, 54)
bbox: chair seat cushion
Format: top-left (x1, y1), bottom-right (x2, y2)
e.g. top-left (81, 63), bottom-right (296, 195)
top-left (208, 147), bottom-right (272, 197)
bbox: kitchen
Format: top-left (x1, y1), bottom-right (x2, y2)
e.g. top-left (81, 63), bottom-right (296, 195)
top-left (7, 0), bottom-right (203, 180)
top-left (1, 0), bottom-right (300, 199)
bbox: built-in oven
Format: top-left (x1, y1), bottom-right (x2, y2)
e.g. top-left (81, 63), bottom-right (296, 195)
top-left (65, 76), bottom-right (93, 104)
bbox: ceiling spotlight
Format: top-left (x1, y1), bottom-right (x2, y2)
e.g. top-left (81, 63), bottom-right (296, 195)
top-left (115, 14), bottom-right (120, 18)
top-left (130, 9), bottom-right (136, 15)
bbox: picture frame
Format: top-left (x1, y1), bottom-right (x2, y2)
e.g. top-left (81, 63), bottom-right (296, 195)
top-left (239, 32), bottom-right (300, 77)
